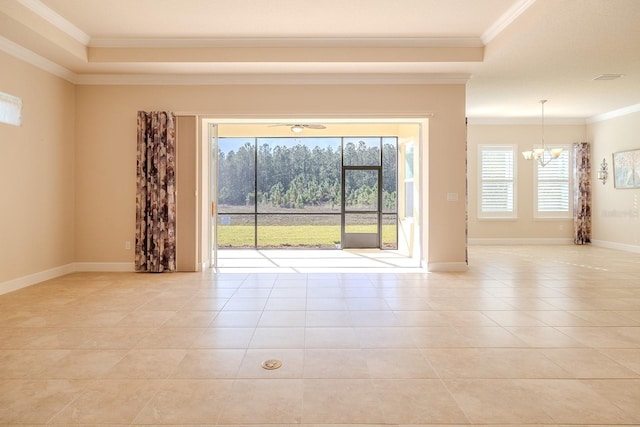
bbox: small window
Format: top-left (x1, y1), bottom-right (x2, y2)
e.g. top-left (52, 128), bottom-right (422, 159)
top-left (535, 146), bottom-right (572, 218)
top-left (478, 145), bottom-right (516, 218)
top-left (0, 91), bottom-right (22, 126)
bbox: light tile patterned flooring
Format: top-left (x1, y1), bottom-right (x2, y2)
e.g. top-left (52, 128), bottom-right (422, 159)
top-left (216, 248), bottom-right (422, 271)
top-left (1, 245), bottom-right (640, 426)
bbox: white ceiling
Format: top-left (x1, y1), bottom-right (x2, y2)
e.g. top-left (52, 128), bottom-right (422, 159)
top-left (2, 0), bottom-right (639, 121)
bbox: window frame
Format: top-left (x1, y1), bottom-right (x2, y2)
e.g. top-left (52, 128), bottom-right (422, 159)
top-left (534, 144), bottom-right (573, 219)
top-left (0, 91), bottom-right (22, 126)
top-left (402, 142), bottom-right (414, 219)
top-left (477, 144), bottom-right (517, 219)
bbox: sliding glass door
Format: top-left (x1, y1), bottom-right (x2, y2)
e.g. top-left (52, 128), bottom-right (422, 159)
top-left (211, 134), bottom-right (398, 257)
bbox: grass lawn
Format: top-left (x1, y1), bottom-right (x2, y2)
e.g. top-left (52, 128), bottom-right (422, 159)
top-left (217, 224), bottom-right (397, 248)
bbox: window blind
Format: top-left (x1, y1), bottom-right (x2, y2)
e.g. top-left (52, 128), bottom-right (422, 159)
top-left (537, 149), bottom-right (570, 213)
top-left (0, 91), bottom-right (22, 126)
top-left (479, 146), bottom-right (515, 216)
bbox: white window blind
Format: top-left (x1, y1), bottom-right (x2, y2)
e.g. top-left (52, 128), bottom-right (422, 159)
top-left (536, 147), bottom-right (571, 217)
top-left (479, 145), bottom-right (516, 218)
top-left (0, 91), bottom-right (22, 126)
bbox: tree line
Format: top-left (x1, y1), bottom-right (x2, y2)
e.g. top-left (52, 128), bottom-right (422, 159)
top-left (217, 138), bottom-right (397, 211)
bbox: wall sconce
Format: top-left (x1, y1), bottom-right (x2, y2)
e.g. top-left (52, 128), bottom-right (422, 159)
top-left (597, 158), bottom-right (608, 184)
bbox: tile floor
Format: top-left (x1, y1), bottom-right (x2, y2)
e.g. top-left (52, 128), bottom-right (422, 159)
top-left (216, 248), bottom-right (422, 271)
top-left (0, 245), bottom-right (639, 426)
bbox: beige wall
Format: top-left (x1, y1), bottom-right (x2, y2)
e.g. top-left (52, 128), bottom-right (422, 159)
top-left (5, 42), bottom-right (640, 289)
top-left (0, 51), bottom-right (75, 284)
top-left (467, 123), bottom-right (586, 242)
top-left (588, 112), bottom-right (640, 250)
top-left (75, 84), bottom-right (467, 269)
top-left (176, 115), bottom-right (199, 271)
top-left (3, 46), bottom-right (639, 287)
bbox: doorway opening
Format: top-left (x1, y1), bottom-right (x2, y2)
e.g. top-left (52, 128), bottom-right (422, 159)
top-left (204, 120), bottom-right (424, 269)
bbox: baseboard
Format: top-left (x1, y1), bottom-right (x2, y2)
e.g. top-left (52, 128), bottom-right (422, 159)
top-left (469, 238), bottom-right (640, 253)
top-left (591, 240), bottom-right (640, 254)
top-left (428, 262), bottom-right (468, 272)
top-left (468, 238), bottom-right (575, 245)
top-left (72, 262), bottom-right (136, 272)
top-left (0, 262), bottom-right (136, 296)
top-left (5, 240), bottom-right (637, 294)
top-left (0, 263), bottom-right (75, 296)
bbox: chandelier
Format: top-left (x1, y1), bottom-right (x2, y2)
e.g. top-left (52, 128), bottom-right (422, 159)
top-left (521, 100), bottom-right (562, 167)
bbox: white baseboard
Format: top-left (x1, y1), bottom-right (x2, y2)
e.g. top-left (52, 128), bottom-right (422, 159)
top-left (428, 262), bottom-right (468, 272)
top-left (591, 240), bottom-right (640, 254)
top-left (71, 262), bottom-right (136, 272)
top-left (4, 240), bottom-right (637, 295)
top-left (0, 263), bottom-right (75, 296)
top-left (0, 262), bottom-right (136, 296)
top-left (468, 238), bottom-right (575, 245)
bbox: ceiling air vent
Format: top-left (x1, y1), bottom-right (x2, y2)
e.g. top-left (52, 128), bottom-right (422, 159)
top-left (593, 74), bottom-right (624, 81)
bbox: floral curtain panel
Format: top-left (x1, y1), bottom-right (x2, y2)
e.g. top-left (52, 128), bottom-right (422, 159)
top-left (135, 111), bottom-right (176, 272)
top-left (573, 142), bottom-right (591, 245)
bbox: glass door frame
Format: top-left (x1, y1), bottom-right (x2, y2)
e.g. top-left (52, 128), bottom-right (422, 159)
top-left (341, 165), bottom-right (383, 249)
top-left (209, 122), bottom-right (218, 268)
top-left (205, 118), bottom-right (425, 268)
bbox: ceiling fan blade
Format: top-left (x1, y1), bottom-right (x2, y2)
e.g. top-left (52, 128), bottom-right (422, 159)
top-left (267, 123), bottom-right (326, 129)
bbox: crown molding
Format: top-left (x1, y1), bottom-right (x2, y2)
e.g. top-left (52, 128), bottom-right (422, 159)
top-left (482, 0), bottom-right (536, 44)
top-left (0, 36), bottom-right (77, 82)
top-left (88, 36), bottom-right (484, 49)
top-left (75, 73), bottom-right (471, 86)
top-left (2, 32), bottom-right (636, 124)
top-left (1, 33), bottom-right (470, 86)
top-left (16, 0), bottom-right (90, 45)
top-left (587, 103), bottom-right (640, 123)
